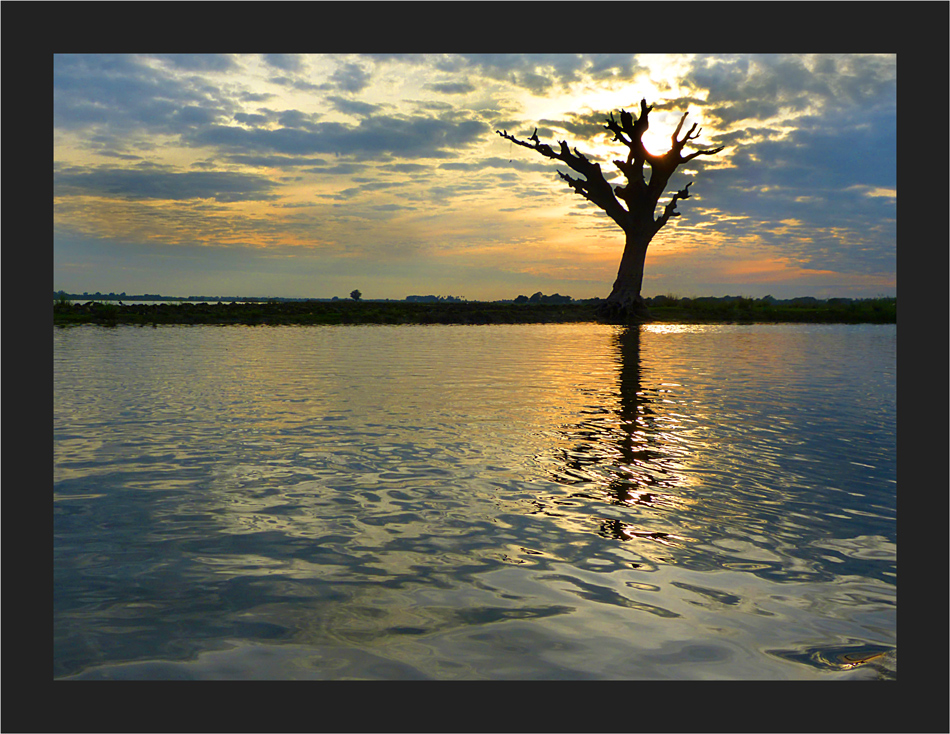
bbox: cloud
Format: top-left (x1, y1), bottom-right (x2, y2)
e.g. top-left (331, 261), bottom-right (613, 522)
top-left (261, 54), bottom-right (304, 73)
top-left (268, 75), bottom-right (323, 93)
top-left (383, 163), bottom-right (429, 174)
top-left (632, 56), bottom-right (897, 285)
top-left (456, 54), bottom-right (591, 92)
top-left (152, 54), bottom-right (239, 72)
top-left (327, 95), bottom-right (382, 118)
top-left (328, 61), bottom-right (372, 93)
top-left (52, 53), bottom-right (896, 299)
top-left (54, 54), bottom-right (235, 138)
top-left (224, 154), bottom-right (330, 169)
top-left (189, 115), bottom-right (488, 159)
top-left (234, 112), bottom-right (270, 127)
top-left (54, 166), bottom-right (279, 202)
top-left (276, 109), bottom-right (321, 129)
top-left (538, 112), bottom-right (607, 142)
top-left (686, 54), bottom-right (895, 129)
top-left (425, 81), bottom-right (476, 95)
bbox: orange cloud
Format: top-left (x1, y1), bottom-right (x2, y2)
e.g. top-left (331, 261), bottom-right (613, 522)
top-left (720, 256), bottom-right (838, 284)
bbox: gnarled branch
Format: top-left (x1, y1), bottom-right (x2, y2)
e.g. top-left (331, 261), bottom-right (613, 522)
top-left (497, 127), bottom-right (630, 227)
top-left (498, 101), bottom-right (724, 237)
top-left (604, 99), bottom-right (652, 161)
top-left (681, 144), bottom-right (726, 163)
top-left (656, 181), bottom-right (693, 229)
top-left (668, 112), bottom-right (726, 163)
top-left (496, 98), bottom-right (728, 314)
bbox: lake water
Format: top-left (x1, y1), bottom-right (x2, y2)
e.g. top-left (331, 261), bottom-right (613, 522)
top-left (53, 322), bottom-right (896, 680)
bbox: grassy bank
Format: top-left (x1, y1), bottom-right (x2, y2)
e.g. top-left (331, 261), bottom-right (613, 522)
top-left (52, 299), bottom-right (601, 327)
top-left (52, 296), bottom-right (896, 327)
top-left (644, 295), bottom-right (896, 324)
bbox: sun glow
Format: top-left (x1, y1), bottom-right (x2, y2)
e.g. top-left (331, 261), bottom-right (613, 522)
top-left (54, 53), bottom-right (895, 300)
top-left (640, 128), bottom-right (670, 157)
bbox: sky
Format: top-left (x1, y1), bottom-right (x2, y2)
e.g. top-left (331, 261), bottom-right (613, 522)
top-left (53, 53), bottom-right (897, 301)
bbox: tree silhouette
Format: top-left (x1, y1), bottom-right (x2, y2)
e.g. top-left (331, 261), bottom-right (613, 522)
top-left (498, 99), bottom-right (724, 321)
top-left (350, 289), bottom-right (362, 301)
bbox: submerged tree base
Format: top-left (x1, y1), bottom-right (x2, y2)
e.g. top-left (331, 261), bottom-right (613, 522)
top-left (53, 297), bottom-right (896, 327)
top-left (596, 297), bottom-right (653, 325)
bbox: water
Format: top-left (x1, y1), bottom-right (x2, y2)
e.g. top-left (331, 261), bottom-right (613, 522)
top-left (53, 322), bottom-right (896, 680)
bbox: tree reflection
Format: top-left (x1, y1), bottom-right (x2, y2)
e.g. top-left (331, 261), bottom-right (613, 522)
top-left (538, 325), bottom-right (896, 587)
top-left (542, 326), bottom-right (692, 548)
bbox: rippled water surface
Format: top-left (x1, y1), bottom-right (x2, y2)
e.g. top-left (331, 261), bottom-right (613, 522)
top-left (54, 322), bottom-right (896, 679)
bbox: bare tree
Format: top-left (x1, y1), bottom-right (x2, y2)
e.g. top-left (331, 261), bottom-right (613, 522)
top-left (498, 99), bottom-right (724, 321)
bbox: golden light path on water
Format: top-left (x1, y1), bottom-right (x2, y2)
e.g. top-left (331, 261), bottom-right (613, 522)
top-left (54, 322), bottom-right (895, 680)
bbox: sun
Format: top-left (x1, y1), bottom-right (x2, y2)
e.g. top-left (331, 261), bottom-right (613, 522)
top-left (639, 126), bottom-right (670, 157)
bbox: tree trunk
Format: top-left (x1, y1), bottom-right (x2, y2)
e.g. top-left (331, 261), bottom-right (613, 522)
top-left (496, 100), bottom-right (724, 325)
top-left (599, 227), bottom-right (654, 323)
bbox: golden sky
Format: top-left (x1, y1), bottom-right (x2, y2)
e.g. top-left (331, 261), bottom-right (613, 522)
top-left (54, 53), bottom-right (896, 300)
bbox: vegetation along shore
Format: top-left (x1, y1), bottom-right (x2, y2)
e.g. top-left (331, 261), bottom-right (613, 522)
top-left (53, 294), bottom-right (896, 327)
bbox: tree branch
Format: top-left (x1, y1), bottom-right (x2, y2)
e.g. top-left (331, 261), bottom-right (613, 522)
top-left (668, 112), bottom-right (725, 163)
top-left (655, 181), bottom-right (693, 229)
top-left (497, 127), bottom-right (630, 227)
top-left (498, 100), bottom-right (725, 237)
top-left (605, 99), bottom-right (651, 167)
top-left (494, 98), bottom-right (729, 310)
top-left (681, 145), bottom-right (726, 163)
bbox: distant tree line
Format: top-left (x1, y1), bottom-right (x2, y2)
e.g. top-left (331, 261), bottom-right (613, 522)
top-left (513, 292), bottom-right (574, 304)
top-left (644, 294), bottom-right (892, 307)
top-left (405, 295), bottom-right (465, 303)
top-left (55, 290), bottom-right (161, 301)
top-left (54, 290), bottom-right (894, 311)
top-left (54, 291), bottom-right (286, 303)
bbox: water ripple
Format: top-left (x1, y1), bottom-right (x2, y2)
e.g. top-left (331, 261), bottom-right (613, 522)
top-left (55, 323), bottom-right (895, 679)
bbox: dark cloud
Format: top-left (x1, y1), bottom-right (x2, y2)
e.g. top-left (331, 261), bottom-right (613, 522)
top-left (327, 96), bottom-right (382, 118)
top-left (240, 91), bottom-right (275, 103)
top-left (54, 54), bottom-right (234, 138)
top-left (454, 54), bottom-right (649, 93)
top-left (706, 102), bottom-right (895, 201)
top-left (586, 54), bottom-right (648, 78)
top-left (688, 53), bottom-right (895, 127)
top-left (53, 53), bottom-right (895, 298)
top-left (189, 115), bottom-right (488, 159)
top-left (269, 75), bottom-right (323, 92)
top-left (328, 62), bottom-right (372, 93)
top-left (98, 151), bottom-right (145, 162)
top-left (539, 113), bottom-right (606, 141)
top-left (233, 112), bottom-right (270, 127)
top-left (307, 163), bottom-right (366, 176)
top-left (152, 54), bottom-right (239, 72)
top-left (426, 81), bottom-right (476, 95)
top-left (54, 166), bottom-right (279, 202)
top-left (683, 95), bottom-right (895, 279)
top-left (261, 54), bottom-right (304, 72)
top-left (457, 54), bottom-right (587, 91)
top-left (277, 109), bottom-right (321, 129)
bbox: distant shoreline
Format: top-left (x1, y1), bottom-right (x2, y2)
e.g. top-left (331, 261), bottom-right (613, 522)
top-left (53, 297), bottom-right (896, 326)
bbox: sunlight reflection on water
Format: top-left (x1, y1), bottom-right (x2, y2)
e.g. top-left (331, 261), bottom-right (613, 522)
top-left (54, 322), bottom-right (896, 679)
